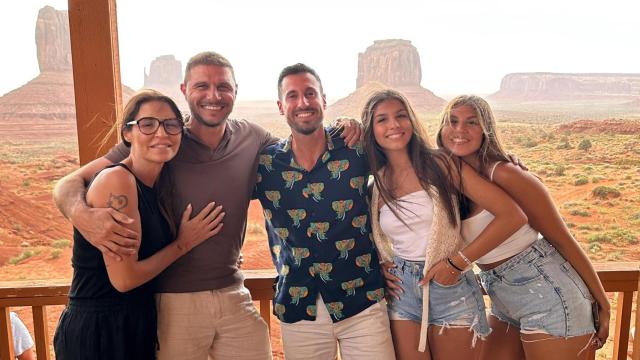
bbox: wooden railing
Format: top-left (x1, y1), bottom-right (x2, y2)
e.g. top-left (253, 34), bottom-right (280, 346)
top-left (1, 264), bottom-right (639, 359)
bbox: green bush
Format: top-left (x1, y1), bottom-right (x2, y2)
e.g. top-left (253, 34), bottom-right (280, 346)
top-left (578, 139), bottom-right (592, 151)
top-left (588, 242), bottom-right (602, 253)
top-left (592, 186), bottom-right (621, 199)
top-left (51, 239), bottom-right (71, 249)
top-left (553, 164), bottom-right (566, 177)
top-left (569, 209), bottom-right (590, 217)
top-left (574, 176), bottom-right (589, 186)
top-left (51, 249), bottom-right (62, 259)
top-left (9, 250), bottom-right (34, 265)
top-left (588, 233), bottom-right (612, 244)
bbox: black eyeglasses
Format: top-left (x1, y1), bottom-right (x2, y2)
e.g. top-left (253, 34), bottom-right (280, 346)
top-left (126, 117), bottom-right (184, 135)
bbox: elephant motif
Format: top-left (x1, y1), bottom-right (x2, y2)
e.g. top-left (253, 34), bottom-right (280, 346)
top-left (289, 286), bottom-right (309, 305)
top-left (287, 209), bottom-right (307, 228)
top-left (335, 239), bottom-right (355, 260)
top-left (272, 244), bottom-right (281, 261)
top-left (351, 215), bottom-right (368, 234)
top-left (309, 262), bottom-right (333, 282)
top-left (353, 142), bottom-right (364, 157)
top-left (341, 278), bottom-right (364, 296)
top-left (292, 247), bottom-right (310, 266)
top-left (274, 228), bottom-right (289, 242)
top-left (302, 183), bottom-right (324, 202)
top-left (331, 199), bottom-right (353, 220)
top-left (282, 171), bottom-right (303, 189)
top-left (355, 253), bottom-right (372, 273)
top-left (349, 176), bottom-right (365, 195)
top-left (367, 288), bottom-right (385, 302)
top-left (279, 264), bottom-right (289, 276)
top-left (327, 160), bottom-right (349, 180)
top-left (259, 154), bottom-right (273, 172)
top-left (306, 305), bottom-right (317, 317)
top-left (325, 302), bottom-right (344, 320)
top-left (256, 173), bottom-right (262, 183)
top-left (265, 191), bottom-right (281, 208)
top-left (307, 222), bottom-right (330, 241)
top-left (275, 303), bottom-right (286, 321)
top-left (263, 209), bottom-right (272, 223)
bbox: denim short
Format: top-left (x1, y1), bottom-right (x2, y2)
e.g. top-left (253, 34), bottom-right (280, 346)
top-left (479, 238), bottom-right (596, 337)
top-left (387, 256), bottom-right (490, 338)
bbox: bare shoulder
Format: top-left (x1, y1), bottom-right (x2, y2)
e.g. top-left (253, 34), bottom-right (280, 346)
top-left (492, 161), bottom-right (545, 191)
top-left (86, 166), bottom-right (137, 208)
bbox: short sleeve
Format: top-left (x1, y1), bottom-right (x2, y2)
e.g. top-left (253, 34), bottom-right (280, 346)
top-left (104, 142), bottom-right (131, 163)
top-left (10, 312), bottom-right (34, 356)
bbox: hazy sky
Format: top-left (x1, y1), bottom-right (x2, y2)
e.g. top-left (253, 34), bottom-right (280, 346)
top-left (1, 0), bottom-right (638, 101)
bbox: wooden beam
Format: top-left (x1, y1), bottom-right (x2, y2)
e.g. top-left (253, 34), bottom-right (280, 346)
top-left (614, 291), bottom-right (634, 360)
top-left (0, 307), bottom-right (15, 360)
top-left (32, 306), bottom-right (51, 360)
top-left (68, 0), bottom-right (122, 165)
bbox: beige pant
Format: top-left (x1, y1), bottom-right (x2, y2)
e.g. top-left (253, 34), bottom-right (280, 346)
top-left (155, 284), bottom-right (272, 360)
top-left (280, 296), bottom-right (395, 360)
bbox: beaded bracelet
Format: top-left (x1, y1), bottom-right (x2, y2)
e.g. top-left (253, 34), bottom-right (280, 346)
top-left (447, 257), bottom-right (464, 272)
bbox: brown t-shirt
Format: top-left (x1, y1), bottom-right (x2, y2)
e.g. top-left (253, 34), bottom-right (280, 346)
top-left (106, 119), bottom-right (277, 292)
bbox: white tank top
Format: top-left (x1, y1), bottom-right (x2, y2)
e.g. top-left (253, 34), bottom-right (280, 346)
top-left (461, 162), bottom-right (540, 264)
top-left (379, 190), bottom-right (433, 261)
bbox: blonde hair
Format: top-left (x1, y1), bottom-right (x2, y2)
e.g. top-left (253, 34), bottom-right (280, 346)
top-left (436, 95), bottom-right (509, 167)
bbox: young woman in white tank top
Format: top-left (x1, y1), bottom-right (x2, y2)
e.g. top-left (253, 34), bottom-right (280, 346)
top-left (363, 90), bottom-right (527, 360)
top-left (437, 95), bottom-right (610, 360)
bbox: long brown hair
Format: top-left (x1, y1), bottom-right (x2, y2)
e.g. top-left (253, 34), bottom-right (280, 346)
top-left (362, 89), bottom-right (460, 226)
top-left (436, 95), bottom-right (509, 169)
top-left (119, 89), bottom-right (182, 236)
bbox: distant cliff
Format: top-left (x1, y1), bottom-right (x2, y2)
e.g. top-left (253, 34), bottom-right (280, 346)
top-left (328, 39), bottom-right (444, 120)
top-left (491, 73), bottom-right (640, 101)
top-left (144, 55), bottom-right (187, 111)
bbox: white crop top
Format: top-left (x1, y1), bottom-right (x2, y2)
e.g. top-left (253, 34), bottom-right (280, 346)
top-left (461, 162), bottom-right (539, 264)
top-left (379, 190), bottom-right (433, 261)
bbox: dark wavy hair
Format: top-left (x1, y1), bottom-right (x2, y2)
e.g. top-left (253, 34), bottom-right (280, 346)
top-left (362, 89), bottom-right (460, 226)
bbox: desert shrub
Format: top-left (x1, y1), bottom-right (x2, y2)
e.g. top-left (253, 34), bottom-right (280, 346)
top-left (588, 242), bottom-right (602, 253)
top-left (51, 249), bottom-right (62, 259)
top-left (591, 176), bottom-right (604, 183)
top-left (522, 138), bottom-right (538, 148)
top-left (556, 141), bottom-right (573, 150)
top-left (552, 164), bottom-right (566, 177)
top-left (570, 209), bottom-right (590, 217)
top-left (589, 233), bottom-right (612, 244)
top-left (574, 176), bottom-right (589, 186)
top-left (592, 186), bottom-right (621, 199)
top-left (22, 180), bottom-right (30, 187)
top-left (578, 139), bottom-right (592, 151)
top-left (9, 250), bottom-right (34, 265)
top-left (51, 239), bottom-right (71, 249)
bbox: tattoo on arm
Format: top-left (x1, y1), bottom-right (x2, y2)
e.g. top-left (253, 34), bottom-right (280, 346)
top-left (107, 193), bottom-right (128, 211)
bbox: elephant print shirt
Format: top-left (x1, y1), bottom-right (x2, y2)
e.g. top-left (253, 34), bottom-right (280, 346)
top-left (254, 131), bottom-right (385, 323)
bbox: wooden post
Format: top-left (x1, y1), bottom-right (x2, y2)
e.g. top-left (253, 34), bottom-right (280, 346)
top-left (614, 291), bottom-right (634, 360)
top-left (33, 306), bottom-right (51, 360)
top-left (0, 307), bottom-right (15, 360)
top-left (632, 275), bottom-right (640, 360)
top-left (68, 0), bottom-right (122, 165)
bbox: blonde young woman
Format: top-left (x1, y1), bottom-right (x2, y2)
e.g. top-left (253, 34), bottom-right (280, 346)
top-left (437, 95), bottom-right (610, 360)
top-left (54, 90), bottom-right (224, 359)
top-left (362, 89), bottom-right (527, 360)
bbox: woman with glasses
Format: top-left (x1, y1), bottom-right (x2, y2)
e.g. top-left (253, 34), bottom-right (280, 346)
top-left (54, 89), bottom-right (225, 360)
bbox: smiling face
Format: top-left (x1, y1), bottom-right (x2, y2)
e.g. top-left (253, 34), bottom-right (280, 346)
top-left (181, 64), bottom-right (236, 129)
top-left (123, 100), bottom-right (182, 164)
top-left (277, 72), bottom-right (326, 136)
top-left (371, 98), bottom-right (413, 154)
top-left (439, 104), bottom-right (484, 161)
